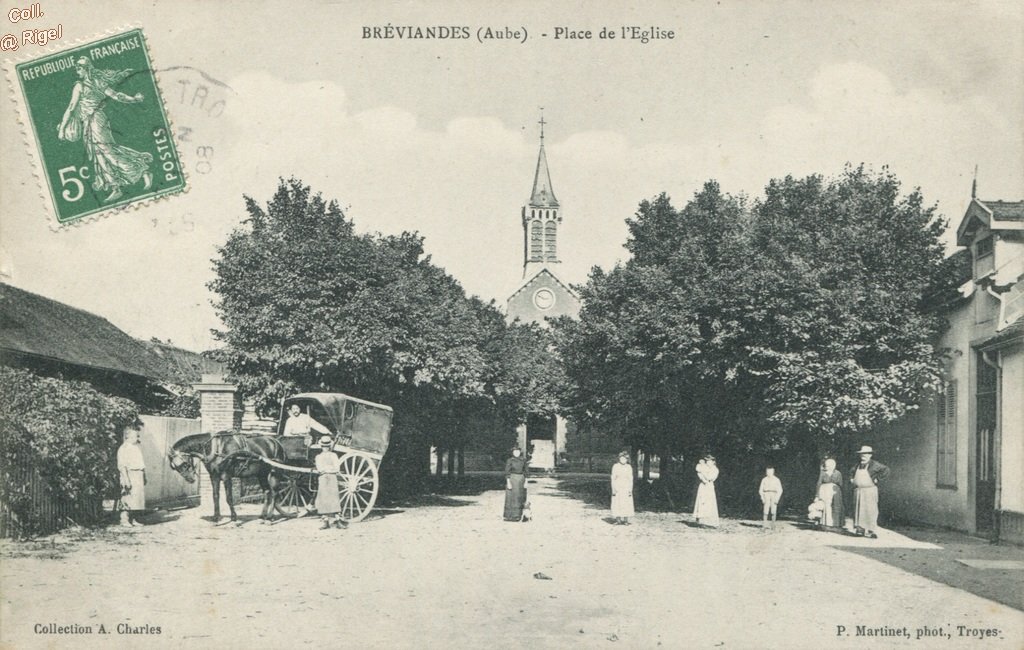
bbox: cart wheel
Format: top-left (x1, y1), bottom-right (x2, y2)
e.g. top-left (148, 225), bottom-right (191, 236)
top-left (337, 453), bottom-right (379, 522)
top-left (277, 472), bottom-right (314, 517)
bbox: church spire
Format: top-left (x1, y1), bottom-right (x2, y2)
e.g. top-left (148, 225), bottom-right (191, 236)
top-left (530, 111), bottom-right (558, 208)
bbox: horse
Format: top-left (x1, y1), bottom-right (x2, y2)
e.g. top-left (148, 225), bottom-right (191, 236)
top-left (168, 431), bottom-right (292, 522)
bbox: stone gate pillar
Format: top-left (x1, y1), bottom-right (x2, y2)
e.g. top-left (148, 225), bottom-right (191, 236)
top-left (191, 372), bottom-right (242, 506)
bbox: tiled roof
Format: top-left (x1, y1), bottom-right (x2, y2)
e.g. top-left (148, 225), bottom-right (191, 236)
top-left (977, 317), bottom-right (1023, 350)
top-left (0, 283), bottom-right (178, 381)
top-left (979, 200), bottom-right (1024, 222)
top-left (140, 340), bottom-right (206, 384)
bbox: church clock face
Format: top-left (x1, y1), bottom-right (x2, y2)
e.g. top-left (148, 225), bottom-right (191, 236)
top-left (533, 288), bottom-right (556, 310)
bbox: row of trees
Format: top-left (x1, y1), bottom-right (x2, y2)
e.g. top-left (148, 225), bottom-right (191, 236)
top-left (552, 166), bottom-right (952, 492)
top-left (211, 168), bottom-right (954, 496)
top-left (210, 179), bottom-right (563, 491)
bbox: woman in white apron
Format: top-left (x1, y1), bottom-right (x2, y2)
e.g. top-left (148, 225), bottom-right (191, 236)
top-left (610, 451), bottom-right (635, 525)
top-left (693, 456), bottom-right (720, 527)
top-left (815, 458), bottom-right (844, 529)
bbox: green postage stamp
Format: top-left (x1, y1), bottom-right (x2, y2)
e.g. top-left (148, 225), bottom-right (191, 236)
top-left (9, 28), bottom-right (186, 226)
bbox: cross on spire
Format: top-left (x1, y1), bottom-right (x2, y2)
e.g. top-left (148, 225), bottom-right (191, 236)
top-left (538, 108), bottom-right (547, 143)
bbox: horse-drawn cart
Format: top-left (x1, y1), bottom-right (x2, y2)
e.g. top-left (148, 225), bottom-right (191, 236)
top-left (268, 393), bottom-right (393, 522)
top-left (169, 392), bottom-right (393, 524)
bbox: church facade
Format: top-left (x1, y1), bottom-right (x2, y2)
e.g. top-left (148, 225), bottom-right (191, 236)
top-left (507, 121), bottom-right (581, 468)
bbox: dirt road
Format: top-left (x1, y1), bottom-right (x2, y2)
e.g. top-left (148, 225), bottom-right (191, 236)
top-left (2, 475), bottom-right (1021, 649)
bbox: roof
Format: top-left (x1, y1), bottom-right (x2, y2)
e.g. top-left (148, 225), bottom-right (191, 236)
top-left (288, 392), bottom-right (394, 412)
top-left (141, 340), bottom-right (206, 384)
top-left (529, 143), bottom-right (559, 208)
top-left (507, 267), bottom-right (580, 303)
top-left (957, 198), bottom-right (1024, 246)
top-left (977, 317), bottom-right (1023, 351)
top-left (0, 283), bottom-right (175, 381)
top-left (983, 200), bottom-right (1024, 222)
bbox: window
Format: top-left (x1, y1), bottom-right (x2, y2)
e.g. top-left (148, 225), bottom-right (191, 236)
top-left (530, 221), bottom-right (543, 260)
top-left (544, 221), bottom-right (557, 261)
top-left (975, 235), bottom-right (995, 279)
top-left (936, 380), bottom-right (957, 488)
top-left (976, 236), bottom-right (993, 258)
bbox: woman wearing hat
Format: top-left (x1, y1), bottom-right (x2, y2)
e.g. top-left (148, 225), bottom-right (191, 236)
top-left (610, 450), bottom-right (635, 525)
top-left (503, 446), bottom-right (528, 521)
top-left (849, 446), bottom-right (890, 538)
top-left (693, 455), bottom-right (720, 527)
top-left (314, 435), bottom-right (346, 529)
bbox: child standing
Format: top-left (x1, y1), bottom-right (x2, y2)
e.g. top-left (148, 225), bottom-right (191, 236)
top-left (315, 435), bottom-right (347, 530)
top-left (759, 466), bottom-right (783, 528)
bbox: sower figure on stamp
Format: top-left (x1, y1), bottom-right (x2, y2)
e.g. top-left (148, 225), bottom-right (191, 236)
top-left (57, 56), bottom-right (153, 202)
top-left (849, 445), bottom-right (890, 538)
top-left (117, 428), bottom-right (146, 527)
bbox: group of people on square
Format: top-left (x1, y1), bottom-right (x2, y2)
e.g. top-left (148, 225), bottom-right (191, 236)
top-left (500, 443), bottom-right (890, 537)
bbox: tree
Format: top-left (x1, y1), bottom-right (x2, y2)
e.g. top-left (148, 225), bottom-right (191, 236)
top-left (210, 178), bottom-right (561, 490)
top-left (556, 167), bottom-right (950, 487)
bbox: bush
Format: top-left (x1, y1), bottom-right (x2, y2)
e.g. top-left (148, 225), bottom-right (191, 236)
top-left (0, 367), bottom-right (141, 537)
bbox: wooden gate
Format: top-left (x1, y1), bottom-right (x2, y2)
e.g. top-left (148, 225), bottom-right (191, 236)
top-left (139, 415), bottom-right (200, 509)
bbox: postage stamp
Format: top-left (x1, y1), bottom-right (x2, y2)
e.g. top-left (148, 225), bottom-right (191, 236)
top-left (9, 28), bottom-right (186, 226)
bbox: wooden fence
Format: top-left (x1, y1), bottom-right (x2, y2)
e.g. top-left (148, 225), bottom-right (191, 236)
top-left (0, 465), bottom-right (102, 538)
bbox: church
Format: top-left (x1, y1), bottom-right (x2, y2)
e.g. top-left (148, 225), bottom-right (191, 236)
top-left (506, 117), bottom-right (581, 468)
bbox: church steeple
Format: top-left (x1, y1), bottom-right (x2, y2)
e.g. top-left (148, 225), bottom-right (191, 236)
top-left (530, 113), bottom-right (558, 208)
top-left (522, 111), bottom-right (561, 278)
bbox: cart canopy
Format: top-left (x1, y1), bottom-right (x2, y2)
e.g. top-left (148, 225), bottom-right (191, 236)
top-left (278, 393), bottom-right (393, 456)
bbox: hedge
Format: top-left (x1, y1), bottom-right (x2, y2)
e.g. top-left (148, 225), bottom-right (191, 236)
top-left (0, 367), bottom-right (140, 537)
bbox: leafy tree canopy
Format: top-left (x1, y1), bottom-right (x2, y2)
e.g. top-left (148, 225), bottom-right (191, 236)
top-left (210, 179), bottom-right (562, 475)
top-left (556, 166), bottom-right (950, 460)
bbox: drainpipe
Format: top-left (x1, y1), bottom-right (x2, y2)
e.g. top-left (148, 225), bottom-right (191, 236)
top-left (980, 349), bottom-right (1002, 540)
top-left (985, 284), bottom-right (1007, 328)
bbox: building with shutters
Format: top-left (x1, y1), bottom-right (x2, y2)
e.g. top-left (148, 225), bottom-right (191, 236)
top-left (877, 188), bottom-right (1023, 543)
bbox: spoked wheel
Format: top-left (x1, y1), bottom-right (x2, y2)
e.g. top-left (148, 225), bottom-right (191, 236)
top-left (337, 453), bottom-right (379, 523)
top-left (277, 472), bottom-right (314, 517)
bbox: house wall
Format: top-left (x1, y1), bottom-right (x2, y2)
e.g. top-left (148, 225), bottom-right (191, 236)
top-left (879, 301), bottom-right (974, 531)
top-left (882, 217), bottom-right (1022, 540)
top-left (997, 345), bottom-right (1024, 544)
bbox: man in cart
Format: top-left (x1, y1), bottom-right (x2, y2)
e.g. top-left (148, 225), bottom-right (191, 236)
top-left (282, 403), bottom-right (331, 447)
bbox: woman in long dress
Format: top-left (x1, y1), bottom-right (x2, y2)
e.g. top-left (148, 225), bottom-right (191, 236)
top-left (815, 458), bottom-right (844, 529)
top-left (314, 435), bottom-right (346, 529)
top-left (693, 455), bottom-right (720, 527)
top-left (503, 446), bottom-right (527, 521)
top-left (116, 428), bottom-right (146, 526)
top-left (610, 450), bottom-right (635, 525)
top-left (57, 57), bottom-right (153, 202)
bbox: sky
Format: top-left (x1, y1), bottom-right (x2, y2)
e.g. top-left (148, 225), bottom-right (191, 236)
top-left (1, 0), bottom-right (1022, 352)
